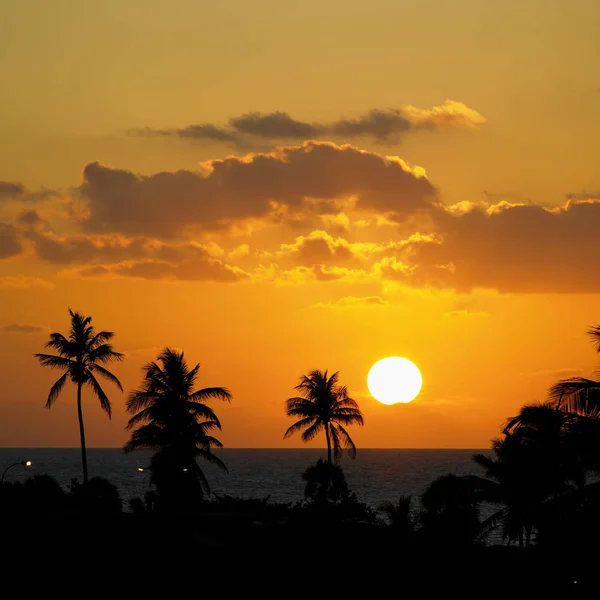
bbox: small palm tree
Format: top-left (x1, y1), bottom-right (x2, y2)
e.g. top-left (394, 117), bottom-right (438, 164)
top-left (378, 495), bottom-right (415, 538)
top-left (34, 309), bottom-right (123, 484)
top-left (123, 348), bottom-right (231, 508)
top-left (284, 369), bottom-right (364, 465)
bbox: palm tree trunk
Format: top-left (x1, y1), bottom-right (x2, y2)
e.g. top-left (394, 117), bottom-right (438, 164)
top-left (77, 383), bottom-right (88, 484)
top-left (325, 423), bottom-right (332, 465)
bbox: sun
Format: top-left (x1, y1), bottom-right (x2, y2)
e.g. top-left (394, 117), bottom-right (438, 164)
top-left (367, 357), bottom-right (423, 405)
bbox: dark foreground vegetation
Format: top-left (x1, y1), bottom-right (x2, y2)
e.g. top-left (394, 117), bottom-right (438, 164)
top-left (3, 310), bottom-right (600, 594)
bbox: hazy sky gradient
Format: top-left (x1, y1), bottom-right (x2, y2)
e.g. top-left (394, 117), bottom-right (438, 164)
top-left (1, 0), bottom-right (599, 448)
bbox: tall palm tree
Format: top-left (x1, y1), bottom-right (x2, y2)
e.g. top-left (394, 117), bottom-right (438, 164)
top-left (34, 309), bottom-right (123, 484)
top-left (284, 369), bottom-right (364, 465)
top-left (123, 348), bottom-right (231, 508)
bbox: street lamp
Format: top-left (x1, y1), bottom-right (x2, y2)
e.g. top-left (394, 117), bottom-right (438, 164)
top-left (1, 460), bottom-right (32, 484)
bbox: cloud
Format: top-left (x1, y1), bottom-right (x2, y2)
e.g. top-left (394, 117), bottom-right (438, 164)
top-left (311, 295), bottom-right (388, 309)
top-left (0, 182), bottom-right (25, 199)
top-left (278, 230), bottom-right (356, 264)
top-left (400, 100), bottom-right (487, 130)
top-left (135, 100), bottom-right (485, 146)
top-left (400, 199), bottom-right (600, 293)
top-left (1, 323), bottom-right (46, 334)
top-left (0, 222), bottom-right (24, 258)
top-left (27, 231), bottom-right (248, 282)
top-left (229, 112), bottom-right (324, 139)
top-left (0, 276), bottom-right (54, 289)
top-left (109, 258), bottom-right (246, 282)
top-left (78, 141), bottom-right (437, 237)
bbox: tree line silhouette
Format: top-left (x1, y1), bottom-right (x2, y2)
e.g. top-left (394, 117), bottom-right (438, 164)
top-left (3, 308), bottom-right (600, 592)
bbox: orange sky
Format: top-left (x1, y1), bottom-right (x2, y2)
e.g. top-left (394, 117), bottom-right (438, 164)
top-left (1, 0), bottom-right (600, 449)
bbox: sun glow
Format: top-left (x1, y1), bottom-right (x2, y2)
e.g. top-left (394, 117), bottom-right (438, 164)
top-left (367, 357), bottom-right (422, 405)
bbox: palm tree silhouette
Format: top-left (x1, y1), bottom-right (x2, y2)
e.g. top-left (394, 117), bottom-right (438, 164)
top-left (123, 348), bottom-right (231, 508)
top-left (34, 309), bottom-right (123, 484)
top-left (284, 369), bottom-right (364, 465)
top-left (468, 403), bottom-right (583, 549)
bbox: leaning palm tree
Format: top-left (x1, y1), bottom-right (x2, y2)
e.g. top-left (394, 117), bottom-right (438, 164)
top-left (284, 369), bottom-right (364, 465)
top-left (124, 348), bottom-right (231, 508)
top-left (34, 309), bottom-right (124, 484)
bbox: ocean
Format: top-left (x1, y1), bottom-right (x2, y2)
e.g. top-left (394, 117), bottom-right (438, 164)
top-left (0, 447), bottom-right (488, 512)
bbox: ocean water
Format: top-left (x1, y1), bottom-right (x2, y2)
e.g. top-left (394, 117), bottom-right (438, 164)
top-left (0, 447), bottom-right (488, 511)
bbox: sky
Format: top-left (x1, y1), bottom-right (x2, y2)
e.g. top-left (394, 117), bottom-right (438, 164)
top-left (1, 0), bottom-right (600, 449)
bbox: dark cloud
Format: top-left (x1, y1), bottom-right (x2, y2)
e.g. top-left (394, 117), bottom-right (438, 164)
top-left (1, 324), bottom-right (45, 334)
top-left (134, 124), bottom-right (238, 142)
top-left (0, 182), bottom-right (25, 199)
top-left (0, 222), bottom-right (23, 258)
top-left (135, 100), bottom-right (485, 146)
top-left (28, 231), bottom-right (149, 264)
top-left (229, 112), bottom-right (323, 139)
top-left (16, 210), bottom-right (44, 227)
top-left (333, 109), bottom-right (412, 142)
top-left (400, 199), bottom-right (600, 293)
top-left (78, 141), bottom-right (437, 237)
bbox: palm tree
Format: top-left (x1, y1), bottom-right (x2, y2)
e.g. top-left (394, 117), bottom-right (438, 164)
top-left (467, 403), bottom-right (584, 549)
top-left (34, 309), bottom-right (123, 484)
top-left (378, 495), bottom-right (415, 538)
top-left (123, 348), bottom-right (231, 508)
top-left (284, 369), bottom-right (364, 465)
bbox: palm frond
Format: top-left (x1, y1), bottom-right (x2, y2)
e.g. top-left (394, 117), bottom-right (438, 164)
top-left (472, 452), bottom-right (495, 472)
top-left (186, 402), bottom-right (221, 427)
top-left (87, 374), bottom-right (112, 418)
top-left (89, 363), bottom-right (123, 391)
top-left (126, 388), bottom-right (160, 413)
top-left (332, 410), bottom-right (364, 427)
top-left (301, 419), bottom-right (325, 443)
top-left (44, 333), bottom-right (76, 357)
top-left (190, 387), bottom-right (232, 403)
top-left (549, 377), bottom-right (600, 417)
top-left (34, 353), bottom-right (73, 370)
top-left (89, 330), bottom-right (114, 350)
top-left (285, 397), bottom-right (319, 417)
top-left (46, 371), bottom-right (70, 408)
top-left (189, 460), bottom-right (212, 495)
top-left (123, 424), bottom-right (166, 452)
top-left (329, 425), bottom-right (342, 461)
top-left (587, 325), bottom-right (600, 353)
top-left (333, 396), bottom-right (361, 410)
top-left (283, 416), bottom-right (317, 439)
top-left (124, 407), bottom-right (155, 430)
top-left (89, 343), bottom-right (125, 364)
top-left (333, 423), bottom-right (357, 459)
top-left (476, 507), bottom-right (509, 542)
top-left (196, 449), bottom-right (228, 472)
